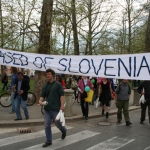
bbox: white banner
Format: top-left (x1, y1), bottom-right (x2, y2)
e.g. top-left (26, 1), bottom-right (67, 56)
top-left (0, 48), bottom-right (150, 80)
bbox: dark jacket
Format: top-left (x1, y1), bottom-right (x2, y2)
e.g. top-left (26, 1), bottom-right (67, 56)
top-left (14, 78), bottom-right (30, 101)
top-left (138, 81), bottom-right (150, 102)
top-left (41, 81), bottom-right (64, 111)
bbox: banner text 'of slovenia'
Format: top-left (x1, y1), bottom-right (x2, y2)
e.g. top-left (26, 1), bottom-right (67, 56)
top-left (0, 48), bottom-right (150, 80)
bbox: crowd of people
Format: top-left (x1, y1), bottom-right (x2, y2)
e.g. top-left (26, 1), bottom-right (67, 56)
top-left (2, 68), bottom-right (150, 148)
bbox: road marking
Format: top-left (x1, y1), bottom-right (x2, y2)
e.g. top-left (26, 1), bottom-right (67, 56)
top-left (0, 128), bottom-right (17, 134)
top-left (144, 146), bottom-right (150, 150)
top-left (21, 130), bottom-right (100, 150)
top-left (0, 126), bottom-right (73, 147)
top-left (86, 136), bottom-right (135, 150)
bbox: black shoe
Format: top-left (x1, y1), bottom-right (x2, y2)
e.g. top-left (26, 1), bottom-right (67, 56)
top-left (85, 117), bottom-right (88, 120)
top-left (106, 112), bottom-right (109, 118)
top-left (42, 142), bottom-right (52, 147)
top-left (61, 133), bottom-right (66, 140)
top-left (140, 121), bottom-right (143, 124)
top-left (14, 118), bottom-right (22, 121)
top-left (102, 110), bottom-right (104, 115)
top-left (26, 116), bottom-right (29, 120)
top-left (126, 121), bottom-right (132, 126)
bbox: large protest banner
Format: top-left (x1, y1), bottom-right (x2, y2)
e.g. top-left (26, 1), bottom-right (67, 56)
top-left (0, 48), bottom-right (150, 80)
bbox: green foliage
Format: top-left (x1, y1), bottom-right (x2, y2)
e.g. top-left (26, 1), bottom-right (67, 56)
top-left (0, 79), bottom-right (35, 96)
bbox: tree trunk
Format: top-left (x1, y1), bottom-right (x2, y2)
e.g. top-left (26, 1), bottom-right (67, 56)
top-left (88, 0), bottom-right (92, 55)
top-left (71, 0), bottom-right (79, 55)
top-left (34, 0), bottom-right (53, 103)
top-left (0, 0), bottom-right (4, 77)
top-left (145, 9), bottom-right (150, 52)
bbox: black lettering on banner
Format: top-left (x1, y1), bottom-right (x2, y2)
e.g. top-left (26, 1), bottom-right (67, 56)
top-left (33, 57), bottom-right (44, 68)
top-left (43, 57), bottom-right (54, 70)
top-left (12, 53), bottom-right (22, 65)
top-left (20, 54), bottom-right (28, 66)
top-left (79, 59), bottom-right (91, 74)
top-left (104, 59), bottom-right (116, 76)
top-left (58, 58), bottom-right (67, 71)
top-left (68, 58), bottom-right (79, 73)
top-left (118, 57), bottom-right (131, 77)
top-left (137, 56), bottom-right (150, 77)
top-left (4, 52), bottom-right (13, 64)
top-left (0, 51), bottom-right (5, 63)
top-left (134, 57), bottom-right (136, 77)
top-left (91, 59), bottom-right (104, 75)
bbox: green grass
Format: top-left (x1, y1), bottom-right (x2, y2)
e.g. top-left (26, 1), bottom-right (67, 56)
top-left (0, 79), bottom-right (35, 96)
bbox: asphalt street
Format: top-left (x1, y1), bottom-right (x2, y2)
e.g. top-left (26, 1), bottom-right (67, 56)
top-left (0, 109), bottom-right (150, 150)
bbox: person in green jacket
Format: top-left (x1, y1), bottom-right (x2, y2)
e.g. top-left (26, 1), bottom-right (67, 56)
top-left (39, 69), bottom-right (66, 148)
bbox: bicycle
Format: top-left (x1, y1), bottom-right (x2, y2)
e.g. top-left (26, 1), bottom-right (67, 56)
top-left (26, 91), bottom-right (36, 106)
top-left (0, 92), bottom-right (11, 107)
top-left (0, 91), bottom-right (36, 107)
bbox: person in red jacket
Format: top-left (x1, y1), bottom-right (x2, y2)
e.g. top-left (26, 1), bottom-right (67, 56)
top-left (56, 75), bottom-right (66, 89)
top-left (78, 76), bottom-right (93, 120)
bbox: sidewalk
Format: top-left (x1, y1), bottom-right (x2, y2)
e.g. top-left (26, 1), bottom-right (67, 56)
top-left (0, 100), bottom-right (140, 127)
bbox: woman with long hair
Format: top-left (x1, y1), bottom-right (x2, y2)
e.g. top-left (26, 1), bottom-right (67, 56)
top-left (56, 75), bottom-right (66, 89)
top-left (98, 78), bottom-right (112, 118)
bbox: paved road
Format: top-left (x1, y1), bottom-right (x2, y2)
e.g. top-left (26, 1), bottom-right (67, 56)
top-left (0, 109), bottom-right (150, 150)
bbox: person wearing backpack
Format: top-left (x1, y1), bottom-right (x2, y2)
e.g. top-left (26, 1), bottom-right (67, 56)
top-left (138, 80), bottom-right (150, 124)
top-left (115, 79), bottom-right (132, 126)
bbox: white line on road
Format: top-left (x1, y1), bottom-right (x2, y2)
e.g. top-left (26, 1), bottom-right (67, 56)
top-left (0, 126), bottom-right (73, 147)
top-left (86, 136), bottom-right (135, 150)
top-left (21, 130), bottom-right (100, 150)
top-left (144, 146), bottom-right (150, 150)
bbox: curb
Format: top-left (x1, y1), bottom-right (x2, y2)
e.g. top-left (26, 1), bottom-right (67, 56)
top-left (0, 106), bottom-right (140, 128)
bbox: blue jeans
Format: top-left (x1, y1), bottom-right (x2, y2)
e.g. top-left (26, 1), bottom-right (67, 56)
top-left (14, 95), bottom-right (29, 119)
top-left (10, 91), bottom-right (15, 112)
top-left (44, 110), bottom-right (66, 143)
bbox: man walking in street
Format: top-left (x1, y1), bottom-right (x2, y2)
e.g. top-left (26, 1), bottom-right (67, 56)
top-left (39, 69), bottom-right (67, 148)
top-left (115, 79), bottom-right (132, 126)
top-left (14, 72), bottom-right (30, 120)
top-left (138, 80), bottom-right (150, 124)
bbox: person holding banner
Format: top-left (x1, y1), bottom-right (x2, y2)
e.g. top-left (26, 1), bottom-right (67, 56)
top-left (98, 78), bottom-right (112, 118)
top-left (115, 79), bottom-right (132, 126)
top-left (78, 76), bottom-right (93, 120)
top-left (138, 80), bottom-right (150, 124)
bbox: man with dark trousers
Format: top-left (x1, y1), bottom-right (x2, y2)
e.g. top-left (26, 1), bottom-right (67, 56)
top-left (138, 80), bottom-right (150, 124)
top-left (13, 72), bottom-right (30, 120)
top-left (115, 79), bottom-right (132, 126)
